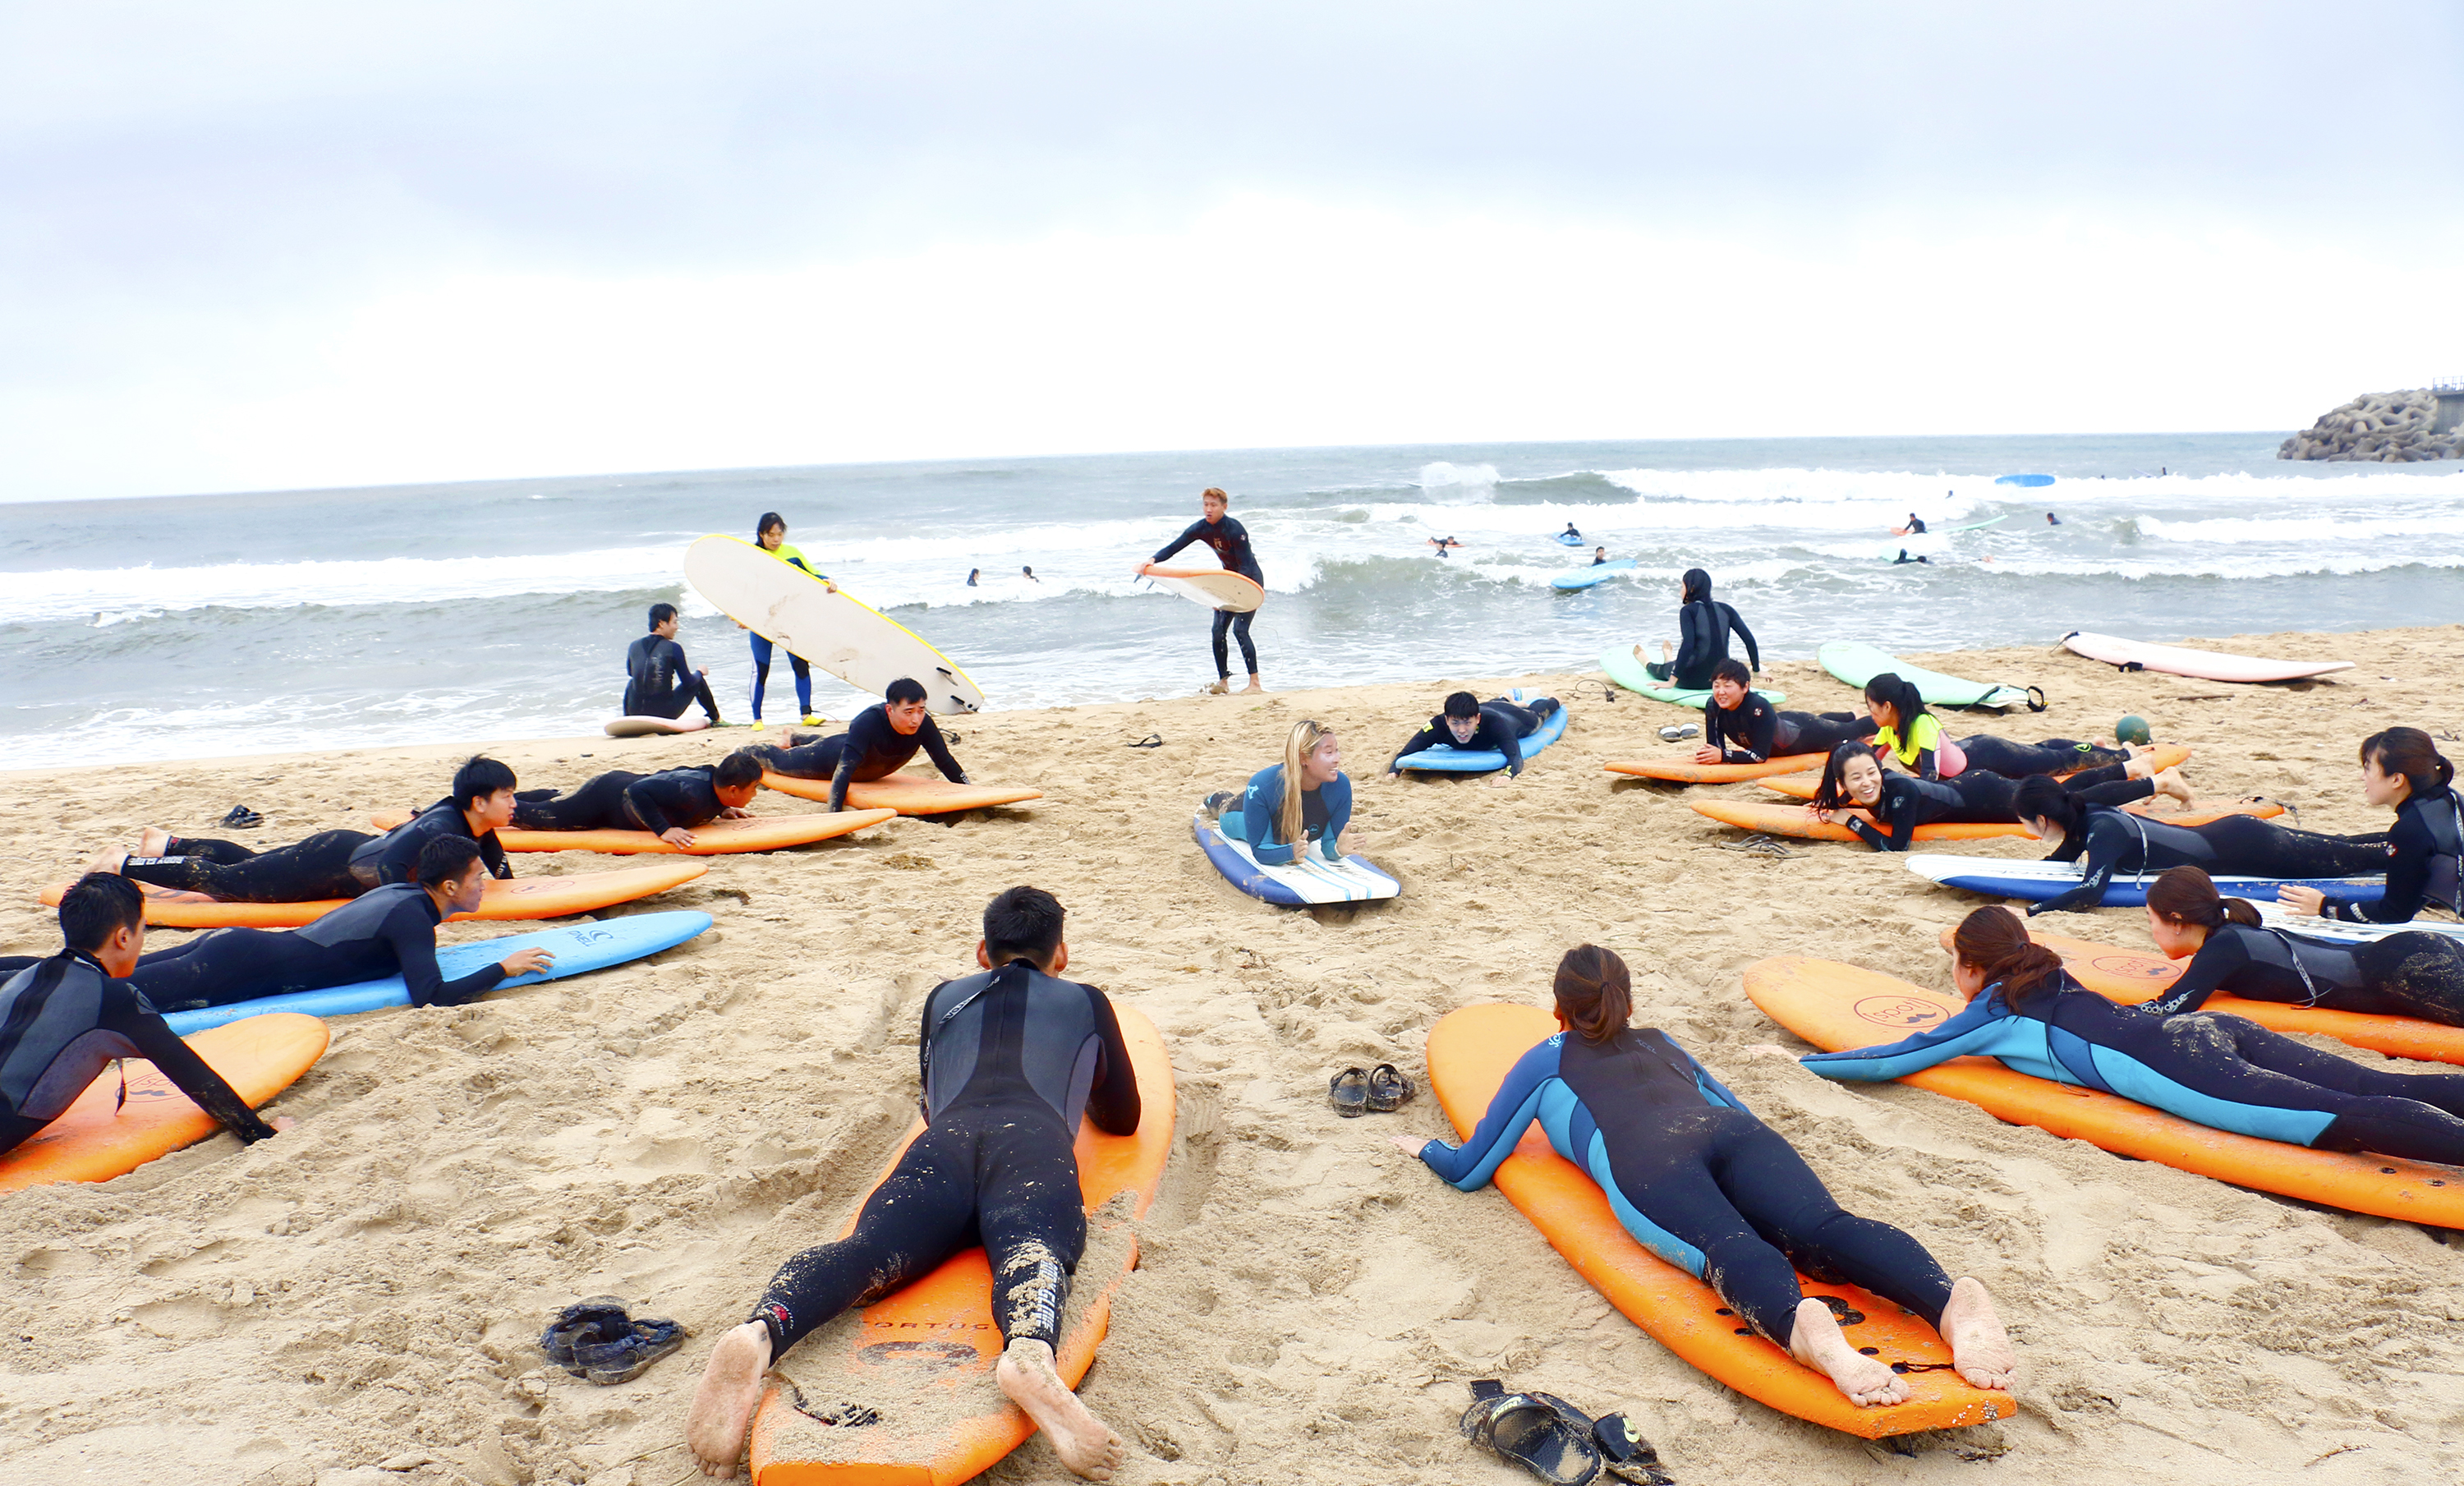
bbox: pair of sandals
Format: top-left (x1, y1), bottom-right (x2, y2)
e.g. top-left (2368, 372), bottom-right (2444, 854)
top-left (220, 805), bottom-right (263, 830)
top-left (1460, 1379), bottom-right (1674, 1485)
top-left (539, 1296), bottom-right (688, 1385)
top-left (1329, 1064), bottom-right (1414, 1117)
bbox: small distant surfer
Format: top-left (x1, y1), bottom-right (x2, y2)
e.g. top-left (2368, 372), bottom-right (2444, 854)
top-left (1135, 486), bottom-right (1264, 695)
top-left (2045, 513), bottom-right (2061, 526)
top-left (1591, 545), bottom-right (1610, 566)
top-left (967, 568), bottom-right (981, 586)
top-left (1426, 536), bottom-right (1464, 557)
top-left (626, 603), bottom-right (722, 725)
top-left (1023, 566), bottom-right (1040, 582)
top-left (1894, 550), bottom-right (1930, 565)
top-left (747, 679), bottom-right (969, 812)
top-left (1895, 513), bottom-right (1928, 536)
top-left (1561, 522), bottom-right (1582, 541)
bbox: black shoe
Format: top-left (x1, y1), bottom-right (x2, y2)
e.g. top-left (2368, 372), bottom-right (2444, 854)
top-left (574, 1316), bottom-right (687, 1384)
top-left (220, 805), bottom-right (263, 829)
top-left (539, 1295), bottom-right (632, 1376)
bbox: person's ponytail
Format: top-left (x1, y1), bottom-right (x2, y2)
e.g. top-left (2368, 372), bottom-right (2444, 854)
top-left (1552, 945), bottom-right (1633, 1043)
top-left (1951, 905), bottom-right (2065, 1013)
top-left (2144, 865), bottom-right (2260, 931)
top-left (2361, 727), bottom-right (2455, 803)
top-left (1863, 673), bottom-right (1932, 730)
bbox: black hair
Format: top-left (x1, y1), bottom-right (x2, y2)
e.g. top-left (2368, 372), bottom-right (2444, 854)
top-left (1952, 905), bottom-right (2067, 1016)
top-left (2146, 866), bottom-right (2264, 931)
top-left (2361, 727), bottom-right (2455, 803)
top-left (60, 872), bottom-right (145, 955)
top-left (714, 751), bottom-right (763, 790)
top-left (885, 677), bottom-right (927, 706)
top-left (451, 755), bottom-right (517, 811)
top-left (1443, 691), bottom-right (1479, 720)
top-left (1810, 739), bottom-right (1878, 812)
top-left (1680, 568), bottom-right (1712, 606)
top-left (1863, 672), bottom-right (1931, 731)
top-left (1553, 945), bottom-right (1633, 1043)
top-left (2011, 772), bottom-right (2088, 838)
top-left (1711, 657), bottom-right (1752, 688)
top-left (412, 835), bottom-right (483, 887)
top-left (647, 602), bottom-right (678, 630)
top-left (984, 886), bottom-right (1066, 965)
top-left (756, 511), bottom-right (786, 541)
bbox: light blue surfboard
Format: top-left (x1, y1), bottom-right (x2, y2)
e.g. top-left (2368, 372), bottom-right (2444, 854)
top-left (1993, 473), bottom-right (2055, 488)
top-left (1902, 854), bottom-right (2382, 909)
top-left (1397, 694), bottom-right (1570, 773)
top-left (1551, 559), bottom-right (1637, 591)
top-left (1554, 532), bottom-right (1585, 546)
top-left (160, 910), bottom-right (715, 1033)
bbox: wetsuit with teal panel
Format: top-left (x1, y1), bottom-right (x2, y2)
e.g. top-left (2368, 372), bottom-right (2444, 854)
top-left (1221, 762), bottom-right (1352, 866)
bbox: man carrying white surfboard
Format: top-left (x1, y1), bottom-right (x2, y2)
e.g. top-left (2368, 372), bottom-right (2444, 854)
top-left (1136, 486), bottom-right (1266, 695)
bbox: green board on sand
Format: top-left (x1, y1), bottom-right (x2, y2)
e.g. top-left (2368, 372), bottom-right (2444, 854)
top-left (1818, 641), bottom-right (2034, 711)
top-left (1598, 644), bottom-right (1785, 709)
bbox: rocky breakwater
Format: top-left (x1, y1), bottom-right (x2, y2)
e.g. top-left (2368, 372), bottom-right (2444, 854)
top-left (2278, 388), bottom-right (2462, 461)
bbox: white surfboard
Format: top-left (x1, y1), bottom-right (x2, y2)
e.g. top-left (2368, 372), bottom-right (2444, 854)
top-left (605, 715), bottom-right (710, 737)
top-left (684, 535), bottom-right (986, 714)
top-left (1145, 566), bottom-right (1265, 613)
top-left (2060, 631), bottom-right (2353, 683)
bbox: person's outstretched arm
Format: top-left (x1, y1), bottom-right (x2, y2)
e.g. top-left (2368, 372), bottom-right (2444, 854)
top-left (917, 718), bottom-right (968, 784)
top-left (117, 992), bottom-right (278, 1143)
top-left (1319, 775), bottom-right (1354, 861)
top-left (2031, 815), bottom-right (2123, 916)
top-left (2332, 808), bottom-right (2440, 923)
top-left (1083, 987), bottom-right (1142, 1135)
top-left (1799, 994), bottom-right (2012, 1081)
top-left (1149, 521), bottom-right (1207, 565)
top-left (1389, 720), bottom-right (1442, 774)
top-left (2140, 930), bottom-right (2254, 1017)
top-left (384, 899), bottom-right (508, 1008)
top-left (478, 829), bottom-right (512, 881)
top-left (1414, 1038), bottom-right (1560, 1190)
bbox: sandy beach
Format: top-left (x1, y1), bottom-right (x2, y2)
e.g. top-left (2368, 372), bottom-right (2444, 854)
top-left (4, 623), bottom-right (2462, 1486)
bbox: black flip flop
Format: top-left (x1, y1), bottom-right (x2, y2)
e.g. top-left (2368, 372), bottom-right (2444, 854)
top-left (539, 1295), bottom-right (632, 1377)
top-left (1329, 1067), bottom-right (1370, 1117)
top-left (220, 805), bottom-right (264, 829)
top-left (1366, 1064), bottom-right (1415, 1114)
top-left (575, 1315), bottom-right (688, 1385)
top-left (1127, 733), bottom-right (1164, 748)
top-left (1460, 1382), bottom-right (1673, 1486)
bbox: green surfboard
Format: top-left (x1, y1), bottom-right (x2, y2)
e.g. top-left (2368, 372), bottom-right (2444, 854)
top-left (1598, 644), bottom-right (1786, 709)
top-left (1818, 641), bottom-right (2033, 711)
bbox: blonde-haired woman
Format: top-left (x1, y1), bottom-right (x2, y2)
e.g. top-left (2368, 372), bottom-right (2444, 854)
top-left (1215, 720), bottom-right (1351, 866)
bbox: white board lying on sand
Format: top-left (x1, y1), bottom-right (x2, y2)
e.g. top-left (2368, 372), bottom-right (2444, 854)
top-left (2060, 631), bottom-right (2352, 683)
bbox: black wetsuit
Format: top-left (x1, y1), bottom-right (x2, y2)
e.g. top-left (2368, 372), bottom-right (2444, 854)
top-left (1703, 694), bottom-right (1876, 766)
top-left (2324, 789), bottom-right (2462, 925)
top-left (347, 800), bottom-right (512, 888)
top-left (1419, 1027), bottom-right (1953, 1346)
top-left (747, 960), bottom-right (1141, 1356)
top-left (1956, 737), bottom-right (2131, 779)
top-left (623, 633), bottom-right (719, 720)
top-left (2145, 923), bottom-right (2464, 1026)
top-left (511, 767), bottom-right (731, 836)
top-left (2034, 807), bottom-right (2388, 915)
top-left (1388, 697), bottom-right (1556, 776)
top-left (97, 885), bottom-right (507, 1013)
top-left (0, 950), bottom-right (275, 1157)
top-left (120, 830), bottom-right (375, 904)
top-left (747, 703), bottom-right (967, 812)
top-left (1839, 766), bottom-right (2150, 853)
top-left (1645, 600), bottom-right (1758, 691)
top-left (1152, 516), bottom-right (1264, 679)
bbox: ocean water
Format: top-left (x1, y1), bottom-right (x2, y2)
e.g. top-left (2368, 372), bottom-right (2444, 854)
top-left (5, 433), bottom-right (2460, 768)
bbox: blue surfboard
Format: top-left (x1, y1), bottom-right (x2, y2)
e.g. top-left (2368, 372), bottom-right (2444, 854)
top-left (1902, 854), bottom-right (2381, 909)
top-left (160, 910), bottom-right (715, 1034)
top-left (1396, 697), bottom-right (1570, 774)
top-left (1551, 558), bottom-right (1637, 591)
top-left (1554, 532), bottom-right (1585, 546)
top-left (1993, 473), bottom-right (2055, 488)
top-left (1192, 813), bottom-right (1400, 906)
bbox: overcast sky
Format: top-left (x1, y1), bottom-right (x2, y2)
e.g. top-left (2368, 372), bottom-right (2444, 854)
top-left (5, 2), bottom-right (2461, 499)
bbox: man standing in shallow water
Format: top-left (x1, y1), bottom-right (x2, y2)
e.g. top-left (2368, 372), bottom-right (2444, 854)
top-left (1136, 485), bottom-right (1265, 695)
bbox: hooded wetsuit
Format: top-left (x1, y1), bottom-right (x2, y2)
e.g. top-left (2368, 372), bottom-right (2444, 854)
top-left (0, 950), bottom-right (276, 1157)
top-left (1806, 972), bottom-right (2464, 1164)
top-left (102, 884), bottom-right (508, 1013)
top-left (1416, 1027), bottom-right (1955, 1346)
top-left (2323, 789), bottom-right (2463, 925)
top-left (1220, 762), bottom-right (1352, 866)
top-left (2144, 923), bottom-right (2464, 1026)
top-left (746, 703), bottom-right (968, 812)
top-left (747, 959), bottom-right (1141, 1356)
top-left (1835, 766), bottom-right (2151, 853)
top-left (1152, 515), bottom-right (1265, 680)
top-left (2033, 807), bottom-right (2387, 916)
top-left (347, 799), bottom-right (512, 888)
top-left (624, 633), bottom-right (719, 721)
top-left (511, 767), bottom-right (733, 836)
top-left (1645, 597), bottom-right (1758, 691)
top-left (120, 830), bottom-right (376, 904)
top-left (1388, 697), bottom-right (1556, 776)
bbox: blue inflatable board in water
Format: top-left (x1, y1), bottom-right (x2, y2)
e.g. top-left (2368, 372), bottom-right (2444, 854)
top-left (1555, 532), bottom-right (1584, 546)
top-left (1993, 473), bottom-right (2055, 488)
top-left (160, 910), bottom-right (715, 1034)
top-left (1551, 559), bottom-right (1637, 591)
top-left (1192, 812), bottom-right (1400, 906)
top-left (1397, 697), bottom-right (1569, 774)
top-left (1902, 854), bottom-right (2382, 909)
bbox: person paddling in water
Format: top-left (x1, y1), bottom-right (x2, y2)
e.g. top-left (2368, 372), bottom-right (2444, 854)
top-left (1136, 485), bottom-right (1264, 694)
top-left (684, 886), bottom-right (1138, 1480)
top-left (1397, 945), bottom-right (2016, 1407)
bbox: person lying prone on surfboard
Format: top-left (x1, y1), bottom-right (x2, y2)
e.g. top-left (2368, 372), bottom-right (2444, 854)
top-left (1386, 691), bottom-right (1560, 782)
top-left (511, 752), bottom-right (763, 849)
top-left (1216, 720), bottom-right (1353, 864)
top-left (1397, 944), bottom-right (2016, 1408)
top-left (2140, 866), bottom-right (2464, 1025)
top-left (0, 874), bottom-right (293, 1159)
top-left (684, 886), bottom-right (1138, 1481)
top-left (743, 678), bottom-right (968, 812)
top-left (1804, 742), bottom-right (2186, 853)
top-left (1695, 659), bottom-right (1875, 766)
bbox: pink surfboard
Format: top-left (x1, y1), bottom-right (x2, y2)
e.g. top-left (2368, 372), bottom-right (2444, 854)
top-left (2060, 631), bottom-right (2353, 683)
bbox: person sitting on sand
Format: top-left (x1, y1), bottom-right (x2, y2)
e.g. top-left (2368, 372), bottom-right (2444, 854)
top-left (1695, 658), bottom-right (1876, 766)
top-left (743, 679), bottom-right (968, 812)
top-left (1641, 568), bottom-right (1758, 691)
top-left (1213, 720), bottom-right (1353, 865)
top-left (0, 875), bottom-right (293, 1157)
top-left (1799, 905), bottom-right (2464, 1166)
top-left (626, 603), bottom-right (721, 725)
top-left (510, 752), bottom-right (764, 849)
top-left (684, 886), bottom-right (1139, 1481)
top-left (1386, 691), bottom-right (1560, 781)
top-left (2140, 866), bottom-right (2464, 1025)
top-left (2277, 727), bottom-right (2462, 925)
top-left (1397, 944), bottom-right (2015, 1409)
top-left (1804, 739), bottom-right (2188, 853)
top-left (1, 838), bottom-right (557, 1012)
top-left (85, 756), bottom-right (519, 904)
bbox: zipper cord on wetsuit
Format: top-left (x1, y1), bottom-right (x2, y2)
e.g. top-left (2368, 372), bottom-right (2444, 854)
top-left (2122, 808), bottom-right (2154, 888)
top-left (2264, 930), bottom-right (2328, 1009)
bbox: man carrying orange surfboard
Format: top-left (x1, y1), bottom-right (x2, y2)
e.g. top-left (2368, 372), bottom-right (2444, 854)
top-left (1136, 485), bottom-right (1266, 695)
top-left (684, 886), bottom-right (1138, 1480)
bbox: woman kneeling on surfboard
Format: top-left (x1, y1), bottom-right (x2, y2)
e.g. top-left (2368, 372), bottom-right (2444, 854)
top-left (1807, 740), bottom-right (2183, 853)
top-left (685, 887), bottom-right (1138, 1481)
top-left (1804, 906), bottom-right (2464, 1165)
top-left (1216, 720), bottom-right (1352, 864)
top-left (2141, 867), bottom-right (2464, 1025)
top-left (1396, 945), bottom-right (2015, 1408)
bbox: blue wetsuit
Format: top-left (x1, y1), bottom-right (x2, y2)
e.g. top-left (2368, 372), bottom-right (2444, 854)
top-left (1416, 1027), bottom-right (1954, 1343)
top-left (1804, 973), bottom-right (2464, 1163)
top-left (1220, 763), bottom-right (1353, 866)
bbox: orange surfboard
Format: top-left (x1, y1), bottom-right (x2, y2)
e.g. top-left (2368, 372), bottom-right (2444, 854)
top-left (762, 772), bottom-right (1044, 817)
top-left (746, 1007), bottom-right (1174, 1484)
top-left (1932, 927), bottom-right (2464, 1067)
top-left (370, 807), bottom-right (895, 853)
top-left (1602, 753), bottom-right (1824, 784)
top-left (1744, 956), bottom-right (2464, 1225)
top-left (0, 1012), bottom-right (328, 1194)
top-left (1692, 798), bottom-right (2022, 843)
top-left (40, 860), bottom-right (708, 929)
top-left (1425, 1004), bottom-right (2012, 1438)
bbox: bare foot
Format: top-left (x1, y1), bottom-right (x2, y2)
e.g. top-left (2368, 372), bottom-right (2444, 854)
top-left (1940, 1277), bottom-right (2016, 1391)
top-left (1204, 679), bottom-right (1229, 696)
top-left (2154, 768), bottom-right (2195, 810)
top-left (684, 1321), bottom-right (773, 1480)
top-left (84, 847), bottom-right (129, 876)
top-left (996, 1337), bottom-right (1125, 1480)
top-left (137, 827), bottom-right (173, 856)
top-left (1239, 678), bottom-right (1265, 694)
top-left (1787, 1297), bottom-right (1908, 1406)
